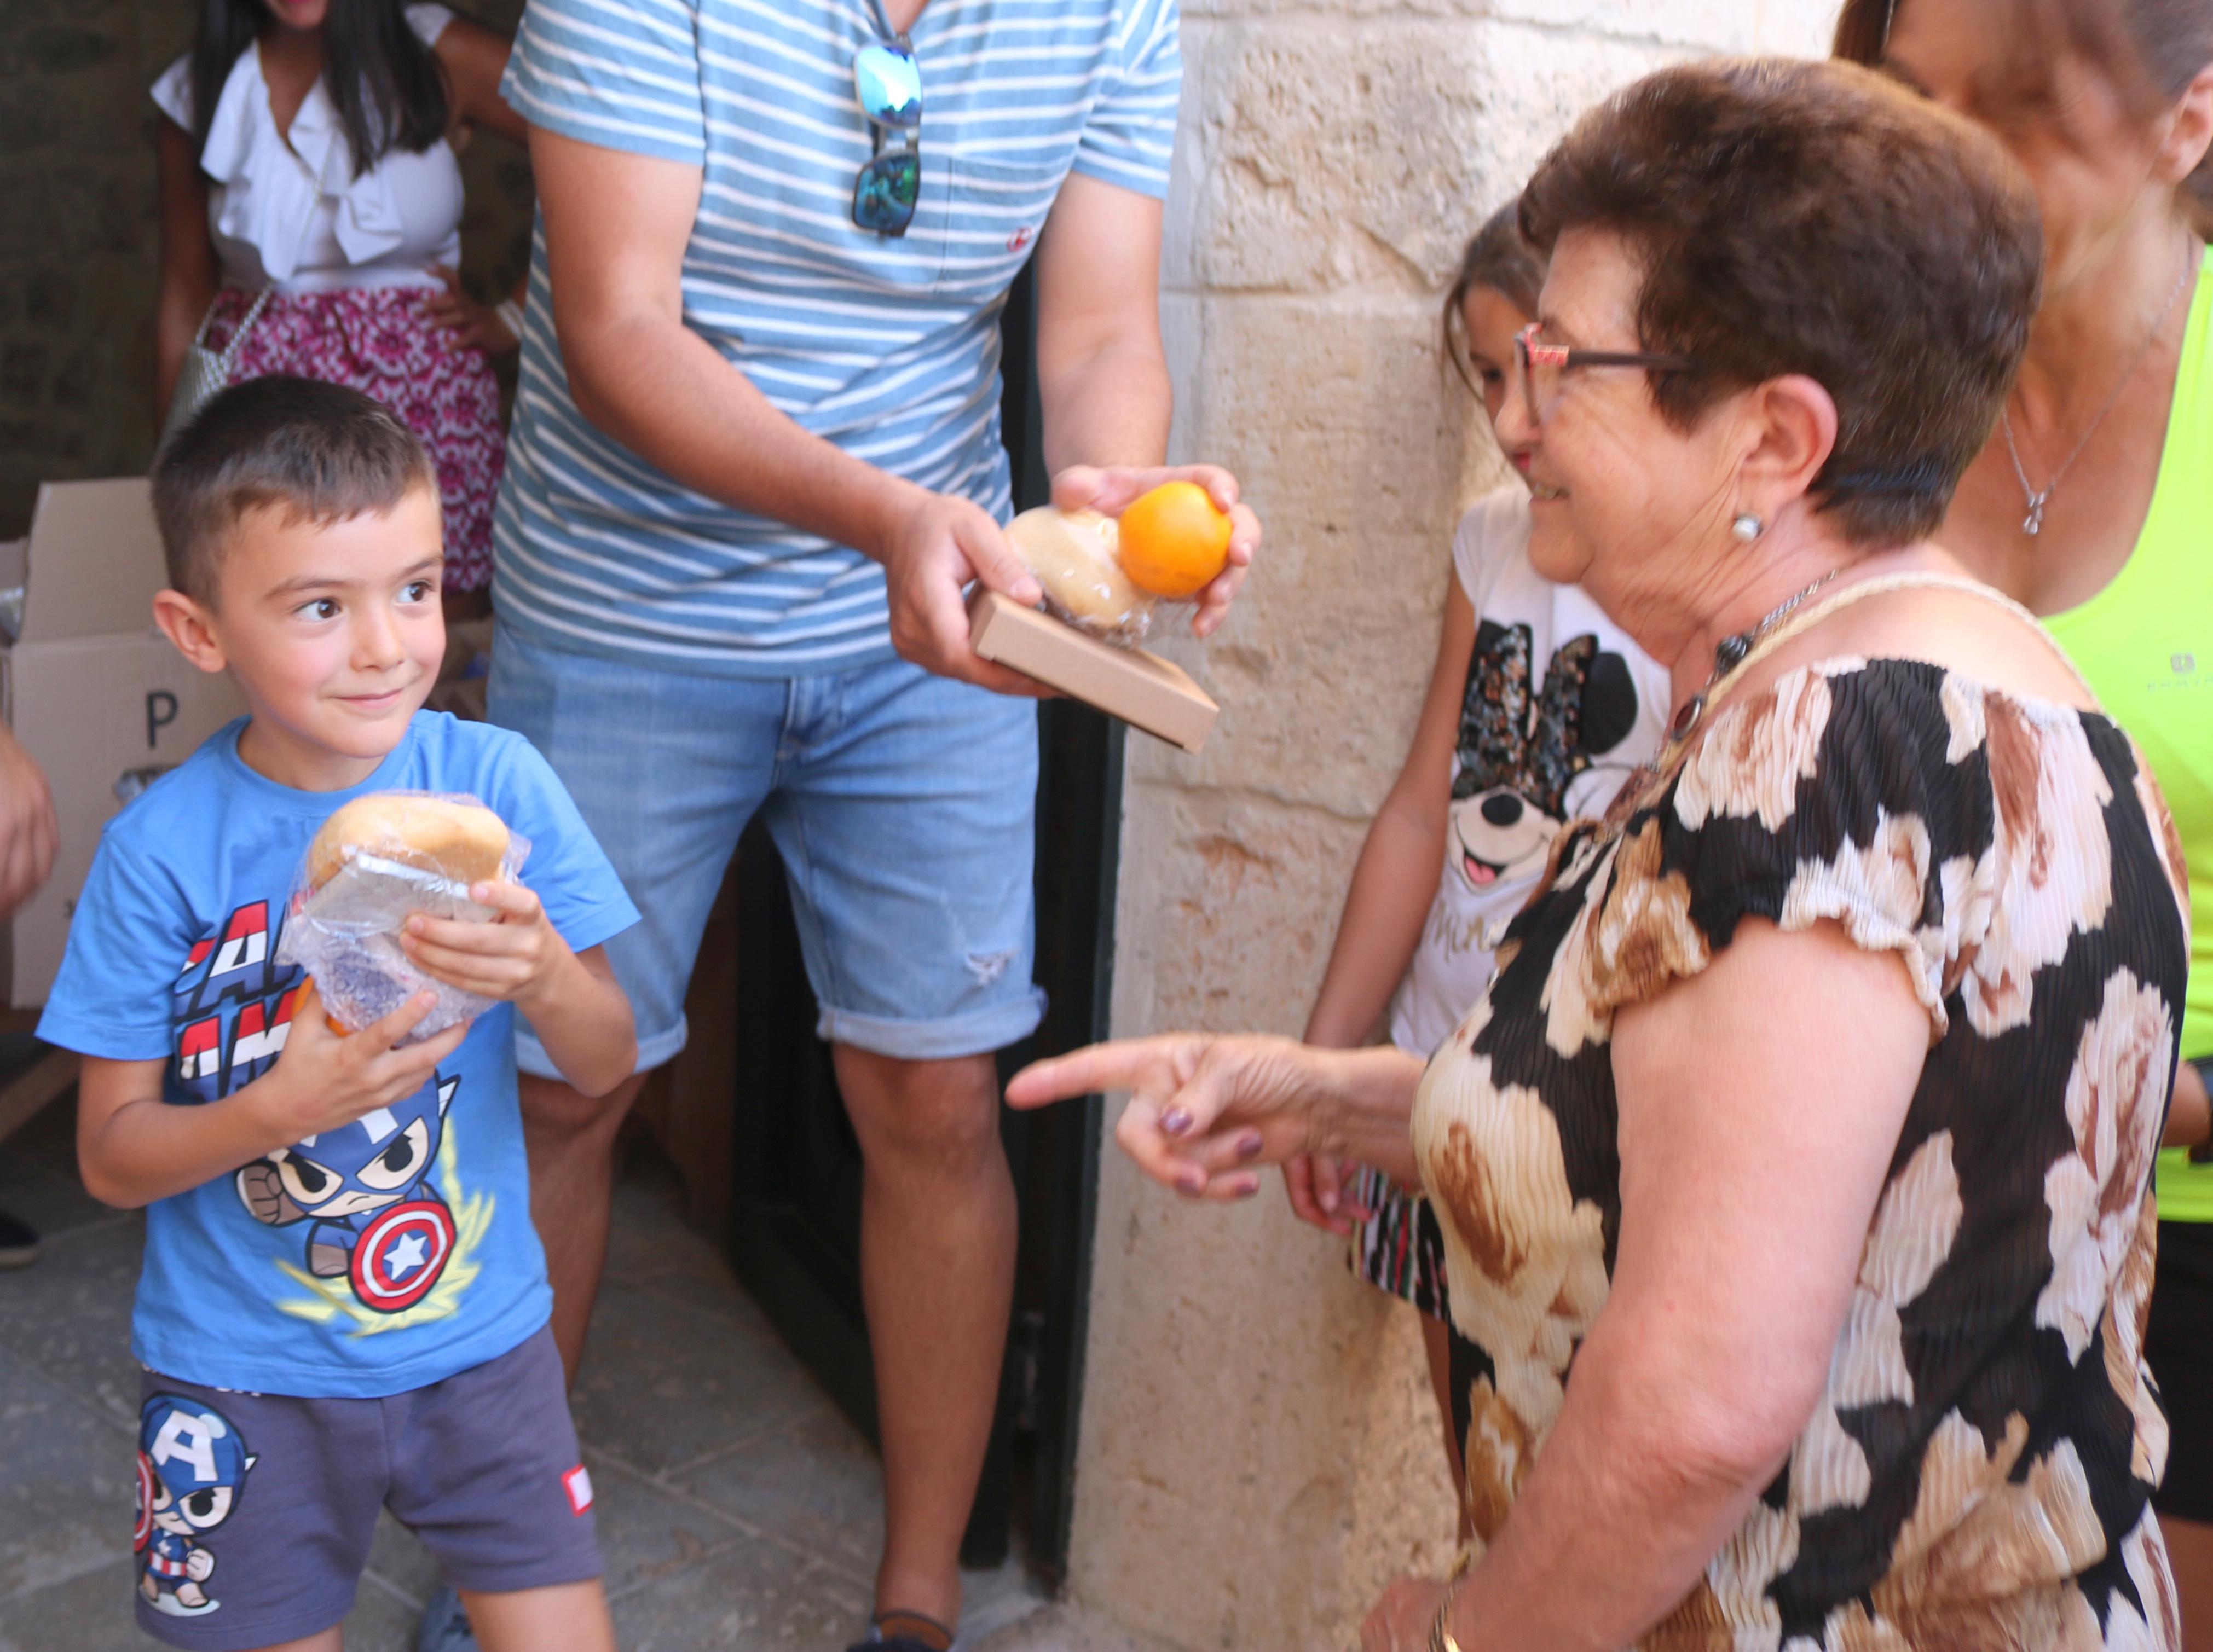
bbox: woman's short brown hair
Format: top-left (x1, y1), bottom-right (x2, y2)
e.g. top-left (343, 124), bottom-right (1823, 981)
top-left (1519, 57), bottom-right (2043, 546)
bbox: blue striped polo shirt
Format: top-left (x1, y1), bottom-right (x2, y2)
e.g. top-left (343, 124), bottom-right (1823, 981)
top-left (494, 0), bottom-right (1181, 675)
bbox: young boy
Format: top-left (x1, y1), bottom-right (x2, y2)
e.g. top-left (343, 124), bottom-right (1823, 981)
top-left (38, 377), bottom-right (640, 1652)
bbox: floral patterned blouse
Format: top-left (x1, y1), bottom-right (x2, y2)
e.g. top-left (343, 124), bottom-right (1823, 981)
top-left (1412, 655), bottom-right (2192, 1650)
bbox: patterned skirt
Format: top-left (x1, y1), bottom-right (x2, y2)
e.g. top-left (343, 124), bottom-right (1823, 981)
top-left (1348, 1164), bottom-right (1450, 1320)
top-left (205, 286), bottom-right (505, 592)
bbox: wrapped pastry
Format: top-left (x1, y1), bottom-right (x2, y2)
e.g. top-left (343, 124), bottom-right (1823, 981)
top-left (1007, 507), bottom-right (1155, 645)
top-left (275, 792), bottom-right (530, 1041)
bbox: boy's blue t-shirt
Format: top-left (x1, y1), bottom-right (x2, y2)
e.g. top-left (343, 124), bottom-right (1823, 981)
top-left (37, 713), bottom-right (639, 1399)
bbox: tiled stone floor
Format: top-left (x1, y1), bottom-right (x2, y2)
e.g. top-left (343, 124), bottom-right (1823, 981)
top-left (0, 1088), bottom-right (1051, 1651)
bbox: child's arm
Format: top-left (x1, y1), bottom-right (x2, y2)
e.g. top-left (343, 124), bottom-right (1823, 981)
top-left (1304, 577), bottom-right (1476, 1048)
top-left (1286, 578), bottom-right (1475, 1233)
top-left (77, 987), bottom-right (469, 1209)
top-left (401, 882), bottom-right (638, 1097)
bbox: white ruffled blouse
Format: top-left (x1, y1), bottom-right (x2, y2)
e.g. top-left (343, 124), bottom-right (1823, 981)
top-left (151, 4), bottom-right (464, 295)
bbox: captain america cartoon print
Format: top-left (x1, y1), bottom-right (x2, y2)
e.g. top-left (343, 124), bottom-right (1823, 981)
top-left (136, 1394), bottom-right (256, 1618)
top-left (169, 899), bottom-right (467, 1314)
top-left (235, 1074), bottom-right (461, 1312)
top-left (173, 900), bottom-right (305, 1105)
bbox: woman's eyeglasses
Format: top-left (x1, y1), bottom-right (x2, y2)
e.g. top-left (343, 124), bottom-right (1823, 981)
top-left (852, 37), bottom-right (922, 236)
top-left (1511, 323), bottom-right (1697, 425)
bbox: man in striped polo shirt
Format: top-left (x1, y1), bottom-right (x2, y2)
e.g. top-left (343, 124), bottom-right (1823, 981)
top-left (485, 3), bottom-right (1257, 1647)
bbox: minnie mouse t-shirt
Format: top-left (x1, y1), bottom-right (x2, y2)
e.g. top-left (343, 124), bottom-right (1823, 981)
top-left (1388, 486), bottom-right (1671, 1056)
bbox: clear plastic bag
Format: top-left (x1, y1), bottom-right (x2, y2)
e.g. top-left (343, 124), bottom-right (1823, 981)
top-left (1006, 507), bottom-right (1157, 646)
top-left (274, 791), bottom-right (530, 1043)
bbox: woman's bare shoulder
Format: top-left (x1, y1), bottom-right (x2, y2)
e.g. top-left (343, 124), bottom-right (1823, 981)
top-left (1735, 555), bottom-right (2094, 716)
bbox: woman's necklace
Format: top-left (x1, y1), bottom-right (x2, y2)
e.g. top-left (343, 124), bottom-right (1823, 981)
top-left (1600, 569), bottom-right (1843, 836)
top-left (2001, 250), bottom-right (2193, 537)
top-left (1661, 569), bottom-right (1842, 748)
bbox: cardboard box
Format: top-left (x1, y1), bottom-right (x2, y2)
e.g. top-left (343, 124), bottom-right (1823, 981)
top-left (968, 588), bottom-right (1218, 753)
top-left (1, 479), bottom-right (246, 1006)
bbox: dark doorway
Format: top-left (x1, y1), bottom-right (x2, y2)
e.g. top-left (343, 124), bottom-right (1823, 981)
top-left (720, 264), bottom-right (1118, 1581)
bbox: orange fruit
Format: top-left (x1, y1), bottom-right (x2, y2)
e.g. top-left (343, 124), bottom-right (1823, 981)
top-left (1116, 482), bottom-right (1233, 600)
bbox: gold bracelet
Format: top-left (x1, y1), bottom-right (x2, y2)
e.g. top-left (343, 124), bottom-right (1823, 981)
top-left (1427, 1581), bottom-right (1465, 1652)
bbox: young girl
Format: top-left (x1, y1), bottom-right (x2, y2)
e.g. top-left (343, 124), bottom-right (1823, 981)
top-left (153, 0), bottom-right (528, 608)
top-left (1288, 204), bottom-right (1670, 1522)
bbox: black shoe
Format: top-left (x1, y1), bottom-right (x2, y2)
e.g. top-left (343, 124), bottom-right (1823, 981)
top-left (0, 1209), bottom-right (39, 1270)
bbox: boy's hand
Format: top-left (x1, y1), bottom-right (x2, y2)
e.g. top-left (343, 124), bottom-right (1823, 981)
top-left (400, 880), bottom-right (573, 1010)
top-left (249, 982), bottom-right (467, 1142)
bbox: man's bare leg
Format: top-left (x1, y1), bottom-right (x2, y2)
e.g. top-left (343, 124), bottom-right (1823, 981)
top-left (521, 1070), bottom-right (650, 1384)
top-left (834, 1045), bottom-right (1018, 1637)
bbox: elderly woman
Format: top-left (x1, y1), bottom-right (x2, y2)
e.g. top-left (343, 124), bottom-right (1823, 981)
top-left (1835, 4), bottom-right (2213, 1642)
top-left (1010, 58), bottom-right (2193, 1652)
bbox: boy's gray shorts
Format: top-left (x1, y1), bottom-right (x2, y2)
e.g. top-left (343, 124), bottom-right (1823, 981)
top-left (134, 1325), bottom-right (600, 1650)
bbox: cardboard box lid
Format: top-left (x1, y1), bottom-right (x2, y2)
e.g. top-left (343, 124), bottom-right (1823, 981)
top-left (5, 630), bottom-right (248, 1007)
top-left (20, 478), bottom-right (167, 642)
top-left (969, 589), bottom-right (1218, 753)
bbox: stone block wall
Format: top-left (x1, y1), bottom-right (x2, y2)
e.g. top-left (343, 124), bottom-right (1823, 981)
top-left (1073, 5), bottom-right (1838, 1648)
top-left (0, 0), bottom-right (531, 538)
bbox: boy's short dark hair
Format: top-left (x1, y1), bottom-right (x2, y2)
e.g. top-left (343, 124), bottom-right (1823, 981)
top-left (1518, 57), bottom-right (2043, 546)
top-left (153, 376), bottom-right (438, 604)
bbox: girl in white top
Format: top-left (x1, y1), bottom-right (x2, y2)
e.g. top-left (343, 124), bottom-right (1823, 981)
top-left (1290, 206), bottom-right (1669, 1531)
top-left (154, 0), bottom-right (527, 602)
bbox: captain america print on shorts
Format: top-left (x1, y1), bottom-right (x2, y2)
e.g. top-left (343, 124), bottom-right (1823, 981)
top-left (137, 1393), bottom-right (257, 1621)
top-left (132, 1328), bottom-right (598, 1651)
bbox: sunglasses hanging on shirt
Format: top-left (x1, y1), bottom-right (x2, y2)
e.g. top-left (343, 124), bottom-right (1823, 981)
top-left (852, 34), bottom-right (922, 236)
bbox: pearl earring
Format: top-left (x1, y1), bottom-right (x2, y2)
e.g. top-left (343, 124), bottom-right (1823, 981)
top-left (1731, 512), bottom-right (1764, 542)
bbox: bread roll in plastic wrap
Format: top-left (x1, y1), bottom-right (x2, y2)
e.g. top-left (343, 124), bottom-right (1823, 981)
top-left (1006, 507), bottom-right (1155, 645)
top-left (276, 791), bottom-right (531, 1042)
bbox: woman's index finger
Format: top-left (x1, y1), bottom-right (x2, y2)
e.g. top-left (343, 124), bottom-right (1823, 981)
top-left (1003, 1036), bottom-right (1185, 1109)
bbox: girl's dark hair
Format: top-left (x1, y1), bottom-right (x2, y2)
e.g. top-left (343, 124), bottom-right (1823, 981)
top-left (1834, 0), bottom-right (2213, 229)
top-left (190, 0), bottom-right (449, 178)
top-left (1442, 202), bottom-right (1548, 396)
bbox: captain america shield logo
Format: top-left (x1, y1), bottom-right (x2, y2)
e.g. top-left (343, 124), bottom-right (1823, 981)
top-left (134, 1452), bottom-right (155, 1552)
top-left (350, 1201), bottom-right (456, 1312)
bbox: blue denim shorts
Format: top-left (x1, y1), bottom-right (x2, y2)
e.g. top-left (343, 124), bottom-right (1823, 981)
top-left (488, 623), bottom-right (1045, 1071)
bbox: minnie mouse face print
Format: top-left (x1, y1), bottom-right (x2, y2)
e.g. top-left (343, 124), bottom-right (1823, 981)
top-left (1446, 620), bottom-right (1645, 897)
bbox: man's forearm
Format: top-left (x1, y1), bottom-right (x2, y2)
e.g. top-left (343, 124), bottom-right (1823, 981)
top-left (558, 306), bottom-right (928, 563)
top-left (1038, 335), bottom-right (1173, 474)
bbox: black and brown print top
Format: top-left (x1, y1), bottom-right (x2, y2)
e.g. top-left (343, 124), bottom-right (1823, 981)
top-left (1412, 656), bottom-right (2193, 1650)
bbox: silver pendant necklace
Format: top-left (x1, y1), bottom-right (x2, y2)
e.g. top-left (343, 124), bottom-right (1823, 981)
top-left (1660, 569), bottom-right (1842, 750)
top-left (1605, 567), bottom-right (1842, 830)
top-left (2001, 250), bottom-right (2193, 537)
